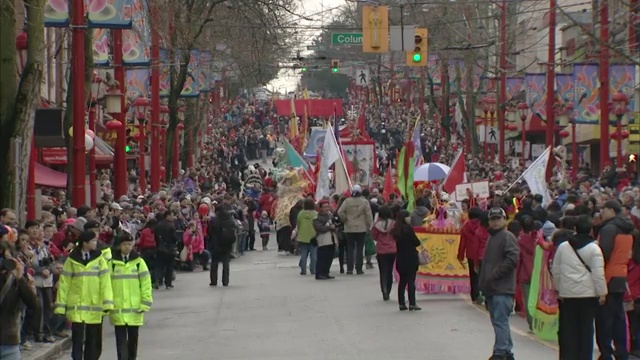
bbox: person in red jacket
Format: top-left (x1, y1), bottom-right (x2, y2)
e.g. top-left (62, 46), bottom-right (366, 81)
top-left (517, 216), bottom-right (538, 332)
top-left (457, 207), bottom-right (484, 302)
top-left (137, 219), bottom-right (158, 285)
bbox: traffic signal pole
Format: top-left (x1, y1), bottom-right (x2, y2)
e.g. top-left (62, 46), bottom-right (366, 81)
top-left (498, 0), bottom-right (507, 163)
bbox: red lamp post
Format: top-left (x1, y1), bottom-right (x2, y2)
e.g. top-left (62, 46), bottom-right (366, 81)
top-left (564, 103), bottom-right (579, 182)
top-left (133, 97), bottom-right (150, 194)
top-left (71, 0), bottom-right (86, 207)
top-left (612, 92), bottom-right (629, 167)
top-left (88, 72), bottom-right (103, 207)
top-left (159, 105), bottom-right (169, 177)
top-left (517, 102), bottom-right (529, 168)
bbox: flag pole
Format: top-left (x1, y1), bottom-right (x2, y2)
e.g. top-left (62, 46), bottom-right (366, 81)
top-left (503, 146), bottom-right (551, 193)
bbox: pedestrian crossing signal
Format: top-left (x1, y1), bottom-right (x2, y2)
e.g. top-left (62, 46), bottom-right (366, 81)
top-left (629, 154), bottom-right (637, 163)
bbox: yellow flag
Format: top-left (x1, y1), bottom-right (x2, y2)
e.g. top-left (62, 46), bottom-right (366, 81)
top-left (289, 97), bottom-right (298, 140)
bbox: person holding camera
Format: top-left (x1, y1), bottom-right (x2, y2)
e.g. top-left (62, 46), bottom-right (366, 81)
top-left (54, 230), bottom-right (114, 360)
top-left (0, 240), bottom-right (38, 360)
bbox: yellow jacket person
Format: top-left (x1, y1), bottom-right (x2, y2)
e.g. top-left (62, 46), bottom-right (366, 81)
top-left (54, 230), bottom-right (113, 360)
top-left (108, 233), bottom-right (152, 360)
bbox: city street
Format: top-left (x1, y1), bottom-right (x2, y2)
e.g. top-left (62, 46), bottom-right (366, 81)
top-left (56, 248), bottom-right (559, 360)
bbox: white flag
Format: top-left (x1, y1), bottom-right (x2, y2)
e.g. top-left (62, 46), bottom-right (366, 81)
top-left (521, 146), bottom-right (552, 206)
top-left (315, 126), bottom-right (341, 201)
top-left (334, 151), bottom-right (352, 196)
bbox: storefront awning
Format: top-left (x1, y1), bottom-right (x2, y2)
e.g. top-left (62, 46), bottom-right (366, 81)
top-left (40, 137), bottom-right (114, 166)
top-left (35, 162), bottom-right (67, 188)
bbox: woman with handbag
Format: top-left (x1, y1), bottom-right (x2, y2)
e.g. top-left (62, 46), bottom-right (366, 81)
top-left (390, 209), bottom-right (422, 311)
top-left (371, 206), bottom-right (396, 301)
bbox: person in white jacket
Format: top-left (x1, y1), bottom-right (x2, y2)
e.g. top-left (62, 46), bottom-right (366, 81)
top-left (551, 215), bottom-right (607, 360)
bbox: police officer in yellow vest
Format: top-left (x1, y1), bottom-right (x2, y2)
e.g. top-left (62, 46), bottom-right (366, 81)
top-left (84, 220), bottom-right (113, 263)
top-left (54, 230), bottom-right (114, 360)
top-left (109, 233), bottom-right (153, 360)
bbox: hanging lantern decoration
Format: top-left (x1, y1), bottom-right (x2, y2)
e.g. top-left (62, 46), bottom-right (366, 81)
top-left (85, 134), bottom-right (94, 151)
top-left (621, 130), bottom-right (630, 139)
top-left (558, 129), bottom-right (570, 139)
top-left (132, 133), bottom-right (141, 141)
top-left (177, 123), bottom-right (185, 131)
top-left (85, 129), bottom-right (95, 139)
top-left (105, 120), bottom-right (123, 131)
top-left (474, 118), bottom-right (484, 125)
top-left (610, 132), bottom-right (620, 140)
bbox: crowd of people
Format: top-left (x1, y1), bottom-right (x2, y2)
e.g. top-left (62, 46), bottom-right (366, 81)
top-left (2, 91), bottom-right (640, 360)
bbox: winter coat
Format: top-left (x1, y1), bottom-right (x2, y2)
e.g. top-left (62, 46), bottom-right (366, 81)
top-left (0, 274), bottom-right (38, 345)
top-left (258, 217), bottom-right (272, 236)
top-left (296, 210), bottom-right (317, 244)
top-left (598, 215), bottom-right (635, 293)
top-left (392, 224), bottom-right (421, 275)
top-left (517, 231), bottom-right (538, 285)
top-left (625, 260), bottom-right (640, 302)
top-left (137, 228), bottom-right (156, 251)
top-left (409, 206), bottom-right (430, 227)
top-left (457, 218), bottom-right (482, 261)
top-left (108, 250), bottom-right (153, 326)
top-left (478, 228), bottom-right (519, 296)
top-left (371, 219), bottom-right (396, 255)
top-left (313, 212), bottom-right (337, 247)
top-left (551, 234), bottom-right (607, 299)
top-left (337, 196), bottom-right (373, 233)
top-left (474, 225), bottom-right (490, 260)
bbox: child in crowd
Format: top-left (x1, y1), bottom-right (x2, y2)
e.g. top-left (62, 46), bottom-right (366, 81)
top-left (257, 211), bottom-right (272, 251)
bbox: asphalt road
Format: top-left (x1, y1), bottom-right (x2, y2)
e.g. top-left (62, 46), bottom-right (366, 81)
top-left (55, 246), bottom-right (559, 360)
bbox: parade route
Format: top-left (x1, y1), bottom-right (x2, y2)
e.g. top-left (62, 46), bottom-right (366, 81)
top-left (56, 247), bottom-right (559, 360)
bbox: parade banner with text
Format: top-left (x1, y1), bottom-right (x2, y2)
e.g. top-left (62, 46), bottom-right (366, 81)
top-left (527, 246), bottom-right (559, 342)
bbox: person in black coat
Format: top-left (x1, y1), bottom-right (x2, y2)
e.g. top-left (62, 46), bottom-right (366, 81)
top-left (391, 209), bottom-right (422, 311)
top-left (154, 210), bottom-right (178, 289)
top-left (208, 198), bottom-right (237, 286)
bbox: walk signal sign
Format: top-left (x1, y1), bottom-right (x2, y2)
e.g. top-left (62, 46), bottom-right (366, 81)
top-left (629, 154), bottom-right (637, 163)
top-left (406, 28), bottom-right (428, 67)
top-left (331, 60), bottom-right (339, 73)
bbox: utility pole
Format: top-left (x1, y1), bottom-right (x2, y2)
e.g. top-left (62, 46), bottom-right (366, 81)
top-left (545, 0), bottom-right (557, 149)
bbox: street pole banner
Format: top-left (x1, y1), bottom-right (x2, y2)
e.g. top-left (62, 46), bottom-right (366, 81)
top-left (527, 246), bottom-right (559, 342)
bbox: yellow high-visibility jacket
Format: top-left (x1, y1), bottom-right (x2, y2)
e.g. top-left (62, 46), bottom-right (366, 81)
top-left (54, 249), bottom-right (114, 324)
top-left (98, 241), bottom-right (112, 263)
top-left (108, 250), bottom-right (153, 326)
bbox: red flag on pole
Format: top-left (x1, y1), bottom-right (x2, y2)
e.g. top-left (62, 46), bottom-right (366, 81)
top-left (383, 164), bottom-right (395, 202)
top-left (442, 150), bottom-right (465, 194)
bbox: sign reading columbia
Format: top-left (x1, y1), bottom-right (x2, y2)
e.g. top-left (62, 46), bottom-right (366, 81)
top-left (331, 33), bottom-right (363, 45)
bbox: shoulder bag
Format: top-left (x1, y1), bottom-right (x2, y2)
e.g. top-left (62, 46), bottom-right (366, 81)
top-left (569, 244), bottom-right (591, 273)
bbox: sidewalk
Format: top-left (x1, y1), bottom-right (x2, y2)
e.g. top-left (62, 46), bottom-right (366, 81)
top-left (22, 337), bottom-right (71, 360)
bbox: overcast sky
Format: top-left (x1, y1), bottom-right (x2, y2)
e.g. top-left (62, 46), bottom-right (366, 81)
top-left (267, 0), bottom-right (346, 93)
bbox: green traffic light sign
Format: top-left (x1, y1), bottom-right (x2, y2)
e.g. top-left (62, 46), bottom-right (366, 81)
top-left (301, 67), bottom-right (307, 72)
top-left (412, 53), bottom-right (422, 62)
top-left (125, 145), bottom-right (131, 153)
top-left (332, 67), bottom-right (338, 73)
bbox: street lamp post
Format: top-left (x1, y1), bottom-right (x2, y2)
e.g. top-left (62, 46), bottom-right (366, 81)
top-left (517, 102), bottom-right (529, 168)
top-left (89, 73), bottom-right (103, 207)
top-left (612, 93), bottom-right (629, 167)
top-left (133, 97), bottom-right (150, 194)
top-left (71, 0), bottom-right (87, 207)
top-left (173, 107), bottom-right (185, 179)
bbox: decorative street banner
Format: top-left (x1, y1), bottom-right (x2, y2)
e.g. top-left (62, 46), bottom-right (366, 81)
top-left (158, 48), bottom-right (171, 98)
top-left (125, 69), bottom-right (150, 99)
top-left (555, 73), bottom-right (575, 106)
top-left (525, 73), bottom-right (547, 121)
top-left (527, 246), bottom-right (559, 342)
top-left (303, 128), bottom-right (327, 159)
top-left (86, 0), bottom-right (134, 28)
top-left (122, 0), bottom-right (151, 66)
top-left (341, 140), bottom-right (376, 186)
top-left (506, 77), bottom-right (524, 103)
top-left (179, 49), bottom-right (199, 98)
top-left (412, 228), bottom-right (469, 295)
top-left (93, 28), bottom-right (110, 67)
top-left (427, 55), bottom-right (441, 85)
top-left (44, 0), bottom-right (69, 27)
top-left (610, 65), bottom-right (636, 122)
top-left (198, 51), bottom-right (212, 93)
top-left (573, 64), bottom-right (599, 124)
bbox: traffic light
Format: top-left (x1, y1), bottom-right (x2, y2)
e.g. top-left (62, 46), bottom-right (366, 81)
top-left (301, 64), bottom-right (307, 72)
top-left (125, 145), bottom-right (131, 153)
top-left (331, 60), bottom-right (339, 73)
top-left (406, 28), bottom-right (428, 67)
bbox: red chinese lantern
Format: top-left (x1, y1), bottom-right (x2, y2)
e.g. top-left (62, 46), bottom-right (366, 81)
top-left (621, 130), bottom-right (630, 139)
top-left (475, 118), bottom-right (484, 125)
top-left (105, 120), bottom-right (123, 131)
top-left (177, 123), bottom-right (185, 131)
top-left (198, 203), bottom-right (209, 217)
top-left (610, 132), bottom-right (620, 140)
top-left (132, 133), bottom-right (141, 141)
top-left (558, 129), bottom-right (570, 139)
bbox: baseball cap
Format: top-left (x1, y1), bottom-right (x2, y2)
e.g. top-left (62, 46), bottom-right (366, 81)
top-left (603, 199), bottom-right (622, 214)
top-left (488, 207), bottom-right (506, 219)
top-left (111, 203), bottom-right (123, 211)
top-left (71, 217), bottom-right (87, 232)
